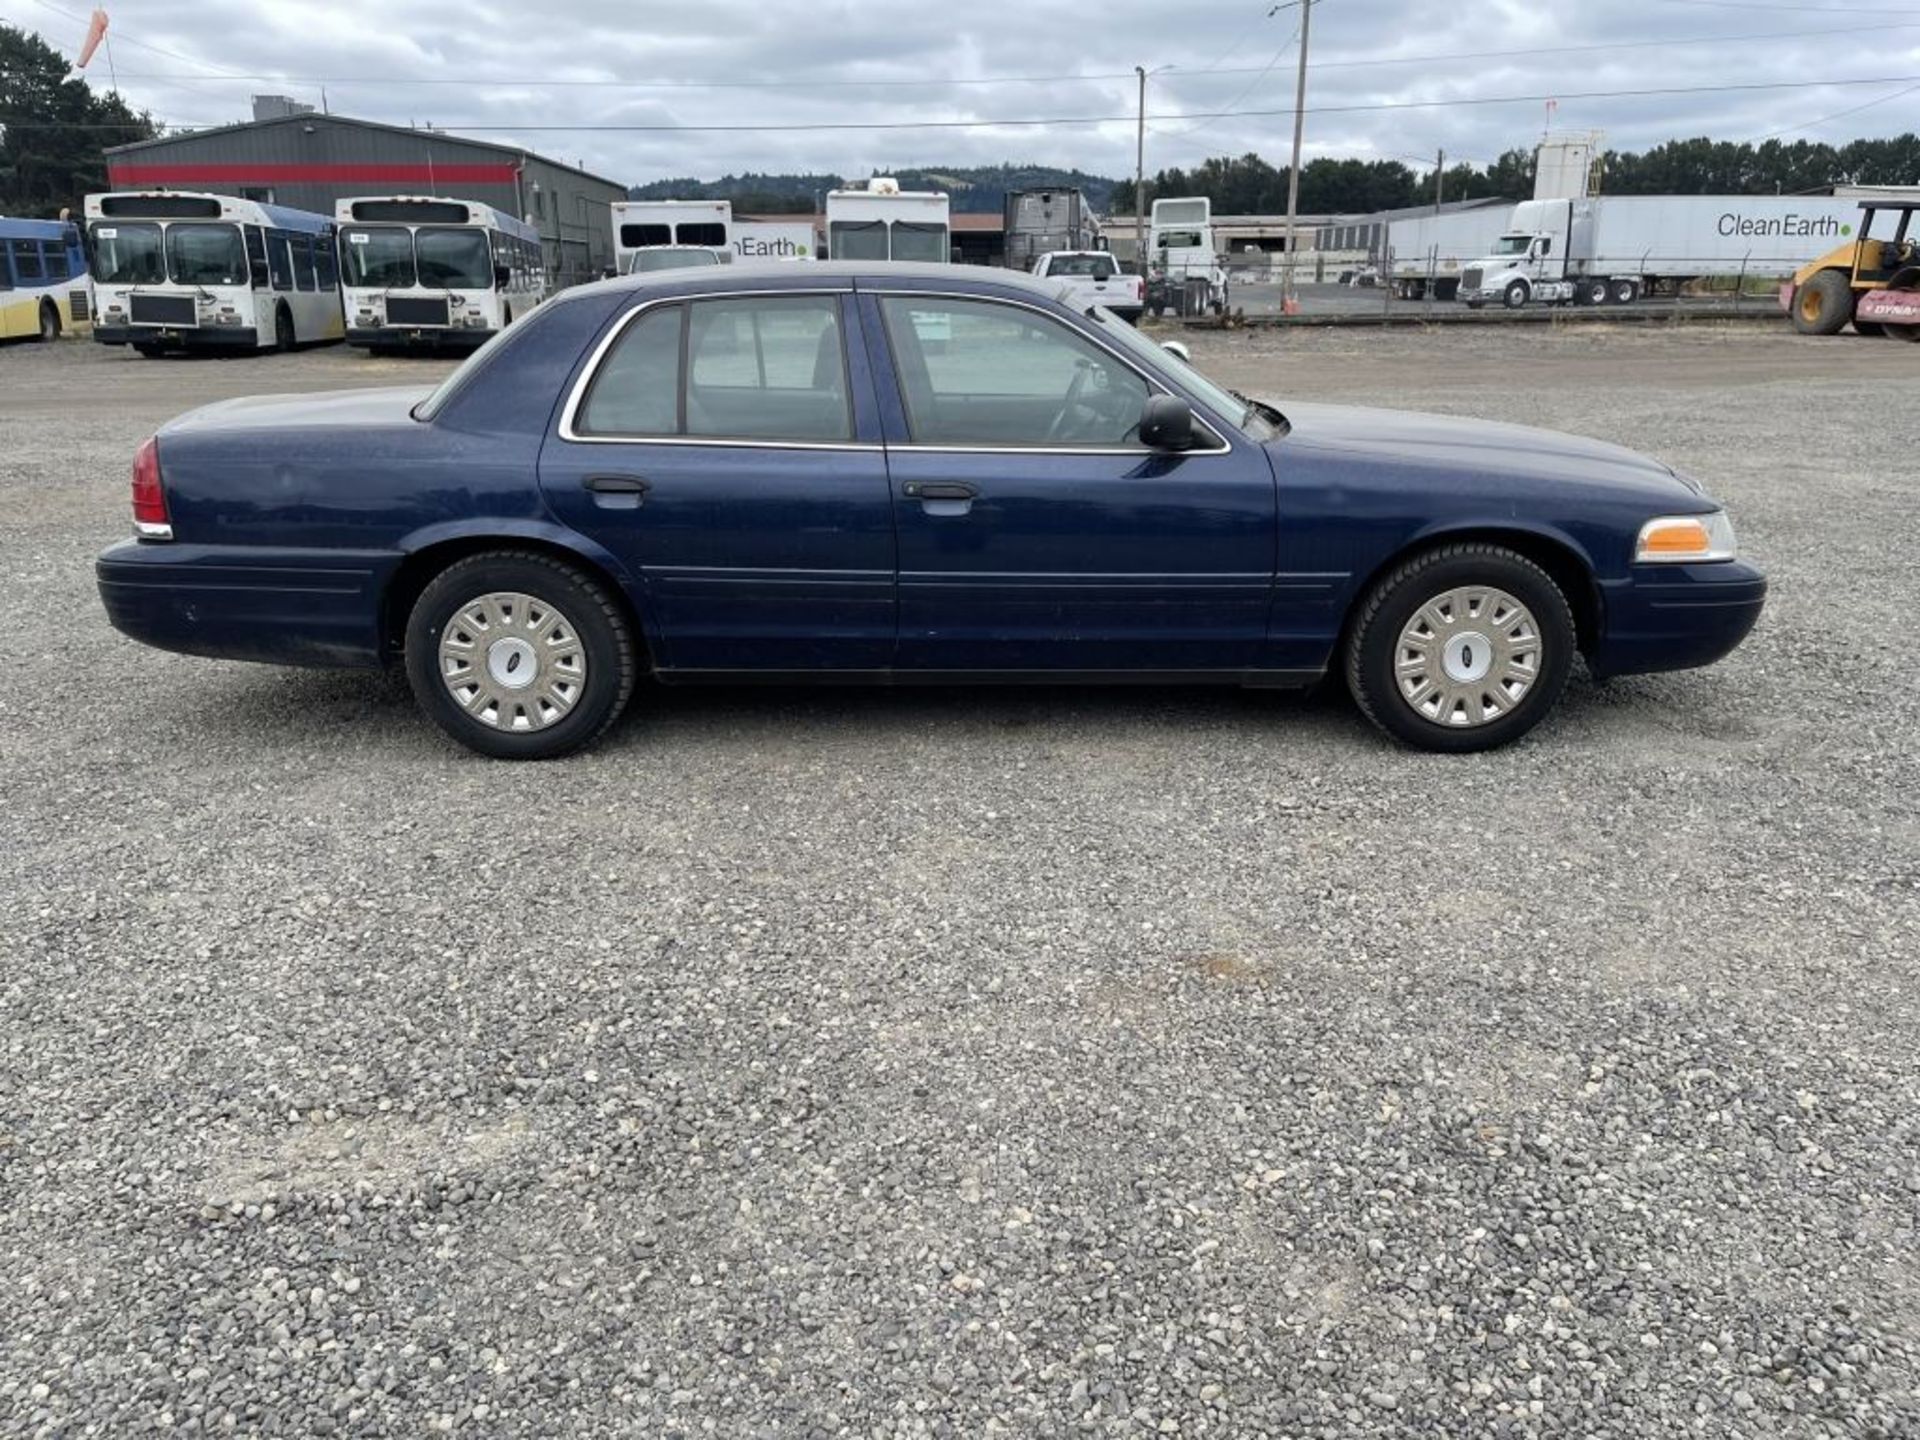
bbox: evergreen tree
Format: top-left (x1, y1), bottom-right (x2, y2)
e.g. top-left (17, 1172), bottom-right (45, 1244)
top-left (1, 23), bottom-right (154, 217)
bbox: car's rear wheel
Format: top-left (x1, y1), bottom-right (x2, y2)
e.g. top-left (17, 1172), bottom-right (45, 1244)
top-left (1345, 544), bottom-right (1576, 753)
top-left (404, 550), bottom-right (637, 759)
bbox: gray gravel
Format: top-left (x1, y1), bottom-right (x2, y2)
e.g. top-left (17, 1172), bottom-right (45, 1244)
top-left (3, 330), bottom-right (1917, 1437)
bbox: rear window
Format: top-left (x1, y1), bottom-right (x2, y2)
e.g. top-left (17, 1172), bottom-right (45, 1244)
top-left (1049, 254), bottom-right (1117, 278)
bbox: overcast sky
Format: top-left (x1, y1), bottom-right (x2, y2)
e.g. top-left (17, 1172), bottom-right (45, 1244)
top-left (19, 0), bottom-right (1920, 184)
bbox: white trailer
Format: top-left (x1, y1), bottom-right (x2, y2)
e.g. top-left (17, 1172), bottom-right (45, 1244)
top-left (1383, 206), bottom-right (1513, 301)
top-left (731, 221), bottom-right (817, 263)
top-left (611, 199), bottom-right (732, 273)
top-left (824, 179), bottom-right (950, 263)
top-left (1459, 195), bottom-right (1862, 308)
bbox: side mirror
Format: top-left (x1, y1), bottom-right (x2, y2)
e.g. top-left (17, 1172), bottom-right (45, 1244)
top-left (1138, 395), bottom-right (1195, 451)
top-left (493, 263), bottom-right (511, 287)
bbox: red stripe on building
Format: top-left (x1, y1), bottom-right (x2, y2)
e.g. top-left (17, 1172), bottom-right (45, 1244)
top-left (106, 162), bottom-right (522, 185)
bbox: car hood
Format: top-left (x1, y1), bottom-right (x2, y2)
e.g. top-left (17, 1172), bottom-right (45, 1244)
top-left (1272, 400), bottom-right (1705, 498)
top-left (160, 386), bottom-right (435, 436)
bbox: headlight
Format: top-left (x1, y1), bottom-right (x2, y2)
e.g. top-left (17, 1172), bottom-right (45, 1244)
top-left (1636, 510), bottom-right (1737, 563)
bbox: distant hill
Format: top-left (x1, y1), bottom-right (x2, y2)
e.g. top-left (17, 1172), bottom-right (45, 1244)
top-left (628, 164), bottom-right (1122, 215)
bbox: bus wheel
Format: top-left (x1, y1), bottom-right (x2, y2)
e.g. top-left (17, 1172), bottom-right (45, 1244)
top-left (274, 305), bottom-right (296, 353)
top-left (37, 303), bottom-right (61, 342)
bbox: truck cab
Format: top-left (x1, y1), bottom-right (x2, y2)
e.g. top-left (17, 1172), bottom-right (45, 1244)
top-left (1147, 197), bottom-right (1228, 316)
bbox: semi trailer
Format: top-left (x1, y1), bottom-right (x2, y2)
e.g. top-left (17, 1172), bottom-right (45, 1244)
top-left (1382, 206), bottom-right (1513, 301)
top-left (1458, 195), bottom-right (1863, 308)
top-left (1003, 189), bottom-right (1102, 273)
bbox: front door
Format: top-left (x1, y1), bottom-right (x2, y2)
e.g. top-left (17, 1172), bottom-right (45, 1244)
top-left (539, 288), bottom-right (897, 672)
top-left (862, 289), bottom-right (1277, 673)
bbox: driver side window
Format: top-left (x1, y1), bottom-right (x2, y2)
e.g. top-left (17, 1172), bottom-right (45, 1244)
top-left (880, 296), bottom-right (1149, 447)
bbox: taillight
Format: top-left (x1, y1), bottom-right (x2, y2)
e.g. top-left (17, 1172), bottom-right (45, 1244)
top-left (131, 436), bottom-right (173, 540)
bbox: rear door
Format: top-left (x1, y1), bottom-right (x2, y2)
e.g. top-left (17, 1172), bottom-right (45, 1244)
top-left (538, 285), bottom-right (898, 672)
top-left (861, 284), bottom-right (1277, 673)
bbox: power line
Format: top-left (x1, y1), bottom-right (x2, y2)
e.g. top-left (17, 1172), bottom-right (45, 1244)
top-left (1748, 79), bottom-right (1920, 142)
top-left (17, 0), bottom-right (253, 77)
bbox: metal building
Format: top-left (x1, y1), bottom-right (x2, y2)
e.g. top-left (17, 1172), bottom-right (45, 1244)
top-left (104, 112), bottom-right (625, 286)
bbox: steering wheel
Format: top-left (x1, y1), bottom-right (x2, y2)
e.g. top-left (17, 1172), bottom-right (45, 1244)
top-left (1046, 360), bottom-right (1095, 441)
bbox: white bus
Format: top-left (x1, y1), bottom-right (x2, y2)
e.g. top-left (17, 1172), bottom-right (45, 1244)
top-left (611, 200), bottom-right (732, 275)
top-left (336, 196), bottom-right (546, 352)
top-left (85, 191), bottom-right (344, 356)
top-left (825, 179), bottom-right (949, 263)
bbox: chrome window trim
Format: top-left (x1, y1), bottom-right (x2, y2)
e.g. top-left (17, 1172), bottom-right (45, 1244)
top-left (871, 289), bottom-right (1234, 457)
top-left (559, 287), bottom-right (868, 448)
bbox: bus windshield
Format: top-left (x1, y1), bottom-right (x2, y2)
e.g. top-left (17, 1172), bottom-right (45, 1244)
top-left (166, 223), bottom-right (248, 286)
top-left (342, 227), bottom-right (415, 287)
top-left (91, 222), bottom-right (166, 285)
top-left (415, 228), bottom-right (493, 289)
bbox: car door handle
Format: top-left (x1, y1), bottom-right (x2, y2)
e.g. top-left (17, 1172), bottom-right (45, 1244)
top-left (583, 474), bottom-right (649, 508)
top-left (901, 482), bottom-right (977, 500)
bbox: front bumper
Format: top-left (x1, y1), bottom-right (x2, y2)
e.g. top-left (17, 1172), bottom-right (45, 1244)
top-left (96, 539), bottom-right (398, 668)
top-left (92, 324), bottom-right (260, 349)
top-left (347, 325), bottom-right (492, 351)
top-left (1588, 560), bottom-right (1767, 679)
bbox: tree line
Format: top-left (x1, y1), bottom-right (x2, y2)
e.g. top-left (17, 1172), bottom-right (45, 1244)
top-left (1, 24), bottom-right (154, 217)
top-left (1110, 135), bottom-right (1920, 216)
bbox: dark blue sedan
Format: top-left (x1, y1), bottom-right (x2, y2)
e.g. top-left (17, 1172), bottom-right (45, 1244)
top-left (96, 262), bottom-right (1765, 758)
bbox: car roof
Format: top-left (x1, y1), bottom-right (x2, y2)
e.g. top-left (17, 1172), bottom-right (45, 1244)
top-left (569, 260), bottom-right (1077, 305)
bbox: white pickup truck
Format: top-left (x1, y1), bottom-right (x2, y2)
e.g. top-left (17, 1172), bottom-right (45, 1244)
top-left (1032, 251), bottom-right (1145, 323)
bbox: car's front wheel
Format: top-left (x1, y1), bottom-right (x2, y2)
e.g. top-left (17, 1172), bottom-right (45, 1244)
top-left (404, 550), bottom-right (637, 759)
top-left (1345, 544), bottom-right (1576, 753)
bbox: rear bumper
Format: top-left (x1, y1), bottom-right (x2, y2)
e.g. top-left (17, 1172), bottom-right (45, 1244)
top-left (92, 325), bottom-right (260, 350)
top-left (96, 539), bottom-right (397, 668)
top-left (1588, 561), bottom-right (1767, 679)
top-left (347, 326), bottom-right (492, 351)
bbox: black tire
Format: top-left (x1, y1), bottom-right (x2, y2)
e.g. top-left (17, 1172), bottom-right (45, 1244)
top-left (1790, 269), bottom-right (1854, 335)
top-left (1889, 323), bottom-right (1920, 343)
top-left (37, 302), bottom-right (60, 342)
top-left (1608, 278), bottom-right (1639, 305)
top-left (1464, 300), bottom-right (1485, 310)
top-left (1344, 544), bottom-right (1577, 754)
top-left (405, 550), bottom-right (638, 759)
top-left (274, 305), bottom-right (295, 353)
top-left (1502, 280), bottom-right (1529, 310)
top-left (1575, 278), bottom-right (1608, 307)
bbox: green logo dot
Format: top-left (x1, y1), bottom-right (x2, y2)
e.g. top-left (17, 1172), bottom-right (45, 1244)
top-left (1842, 224), bottom-right (1853, 236)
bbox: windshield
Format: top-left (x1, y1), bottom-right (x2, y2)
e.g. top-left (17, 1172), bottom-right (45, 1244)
top-left (90, 221), bottom-right (165, 285)
top-left (1156, 230), bottom-right (1206, 251)
top-left (1051, 254), bottom-right (1117, 278)
top-left (415, 227), bottom-right (493, 289)
top-left (342, 227), bottom-right (416, 287)
top-left (164, 223), bottom-right (248, 286)
top-left (630, 248), bottom-right (719, 273)
top-left (889, 222), bottom-right (948, 263)
top-left (1090, 307), bottom-right (1277, 441)
top-left (1491, 234), bottom-right (1532, 256)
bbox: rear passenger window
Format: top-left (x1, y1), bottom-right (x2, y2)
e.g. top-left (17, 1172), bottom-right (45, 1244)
top-left (573, 296), bottom-right (851, 443)
top-left (12, 240), bottom-right (44, 281)
top-left (267, 233), bottom-right (293, 291)
top-left (575, 304), bottom-right (683, 436)
top-left (685, 296), bottom-right (848, 441)
top-left (292, 235), bottom-right (316, 291)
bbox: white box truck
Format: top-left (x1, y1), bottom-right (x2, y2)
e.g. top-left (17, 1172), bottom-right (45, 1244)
top-left (611, 199), bottom-right (732, 274)
top-left (1383, 206), bottom-right (1513, 300)
top-left (1458, 195), bottom-right (1861, 309)
top-left (824, 179), bottom-right (950, 263)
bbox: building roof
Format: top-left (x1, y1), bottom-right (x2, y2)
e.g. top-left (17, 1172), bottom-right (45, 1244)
top-left (104, 112), bottom-right (627, 193)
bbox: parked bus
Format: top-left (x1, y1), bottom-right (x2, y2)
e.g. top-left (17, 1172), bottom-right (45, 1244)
top-left (336, 196), bottom-right (545, 352)
top-left (610, 199), bottom-right (732, 274)
top-left (0, 215), bottom-right (91, 342)
top-left (84, 191), bottom-right (343, 356)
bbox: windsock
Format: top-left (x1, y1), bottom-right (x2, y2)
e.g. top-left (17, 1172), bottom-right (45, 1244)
top-left (77, 9), bottom-right (109, 68)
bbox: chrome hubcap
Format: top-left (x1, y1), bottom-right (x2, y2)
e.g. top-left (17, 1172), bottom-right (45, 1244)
top-left (437, 591), bottom-right (587, 732)
top-left (1395, 585), bottom-right (1542, 728)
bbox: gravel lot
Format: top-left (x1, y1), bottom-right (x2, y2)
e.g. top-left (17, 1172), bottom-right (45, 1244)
top-left (3, 328), bottom-right (1916, 1438)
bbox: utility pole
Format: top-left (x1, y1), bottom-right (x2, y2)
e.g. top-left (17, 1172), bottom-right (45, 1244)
top-left (1281, 0), bottom-right (1312, 309)
top-left (1134, 66), bottom-right (1148, 277)
top-left (1434, 147), bottom-right (1444, 214)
